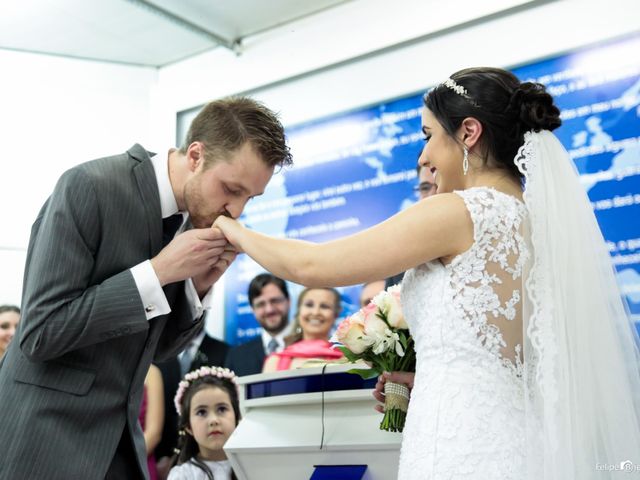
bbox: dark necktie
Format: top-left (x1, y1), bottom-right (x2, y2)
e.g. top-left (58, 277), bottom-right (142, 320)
top-left (267, 338), bottom-right (279, 355)
top-left (162, 214), bottom-right (183, 247)
top-left (179, 343), bottom-right (195, 377)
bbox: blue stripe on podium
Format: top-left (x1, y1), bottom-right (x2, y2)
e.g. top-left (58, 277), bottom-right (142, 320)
top-left (245, 372), bottom-right (377, 399)
top-left (310, 465), bottom-right (368, 479)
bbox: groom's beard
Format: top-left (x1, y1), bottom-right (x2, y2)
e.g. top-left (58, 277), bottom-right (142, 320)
top-left (183, 173), bottom-right (233, 229)
top-left (190, 210), bottom-right (231, 229)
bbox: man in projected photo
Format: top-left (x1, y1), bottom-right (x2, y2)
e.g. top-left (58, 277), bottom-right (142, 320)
top-left (0, 97), bottom-right (292, 480)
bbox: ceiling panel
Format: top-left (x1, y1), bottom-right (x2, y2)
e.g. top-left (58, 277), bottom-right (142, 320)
top-left (149, 0), bottom-right (354, 39)
top-left (0, 0), bottom-right (353, 67)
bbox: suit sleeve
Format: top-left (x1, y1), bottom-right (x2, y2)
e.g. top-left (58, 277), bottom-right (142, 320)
top-left (19, 168), bottom-right (149, 362)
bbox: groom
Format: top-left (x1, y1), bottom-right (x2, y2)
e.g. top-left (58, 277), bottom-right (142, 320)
top-left (0, 97), bottom-right (292, 479)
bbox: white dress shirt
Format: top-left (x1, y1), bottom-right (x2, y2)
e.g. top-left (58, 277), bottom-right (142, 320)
top-left (261, 329), bottom-right (288, 354)
top-left (129, 148), bottom-right (213, 321)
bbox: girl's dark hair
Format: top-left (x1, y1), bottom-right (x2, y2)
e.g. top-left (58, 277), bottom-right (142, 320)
top-left (284, 287), bottom-right (342, 346)
top-left (424, 67), bottom-right (562, 180)
top-left (172, 374), bottom-right (241, 480)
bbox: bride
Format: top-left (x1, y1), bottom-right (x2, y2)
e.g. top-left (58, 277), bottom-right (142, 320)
top-left (214, 67), bottom-right (640, 479)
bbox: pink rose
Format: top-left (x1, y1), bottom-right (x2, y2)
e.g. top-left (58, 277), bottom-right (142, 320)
top-left (333, 311), bottom-right (373, 354)
top-left (362, 301), bottom-right (377, 316)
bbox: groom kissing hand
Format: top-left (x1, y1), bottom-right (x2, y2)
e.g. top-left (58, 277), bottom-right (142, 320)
top-left (0, 97), bottom-right (291, 480)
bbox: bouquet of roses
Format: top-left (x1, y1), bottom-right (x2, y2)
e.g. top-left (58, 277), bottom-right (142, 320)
top-left (331, 285), bottom-right (415, 432)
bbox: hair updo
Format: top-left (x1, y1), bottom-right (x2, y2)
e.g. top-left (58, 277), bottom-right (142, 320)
top-left (424, 67), bottom-right (562, 180)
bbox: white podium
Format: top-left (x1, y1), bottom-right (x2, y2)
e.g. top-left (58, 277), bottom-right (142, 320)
top-left (224, 364), bottom-right (402, 480)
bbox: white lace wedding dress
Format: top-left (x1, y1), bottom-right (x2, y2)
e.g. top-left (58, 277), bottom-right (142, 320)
top-left (398, 187), bottom-right (529, 480)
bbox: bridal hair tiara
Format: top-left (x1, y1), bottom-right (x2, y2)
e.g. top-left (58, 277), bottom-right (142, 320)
top-left (442, 78), bottom-right (469, 96)
top-left (439, 78), bottom-right (480, 107)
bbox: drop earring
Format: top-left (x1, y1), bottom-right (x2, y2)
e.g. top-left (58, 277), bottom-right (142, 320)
top-left (462, 146), bottom-right (469, 175)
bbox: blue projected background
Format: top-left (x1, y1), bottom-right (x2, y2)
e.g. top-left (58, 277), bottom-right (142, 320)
top-left (212, 34), bottom-right (640, 345)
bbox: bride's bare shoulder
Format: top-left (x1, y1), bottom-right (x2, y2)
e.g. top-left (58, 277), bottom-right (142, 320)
top-left (408, 192), bottom-right (474, 260)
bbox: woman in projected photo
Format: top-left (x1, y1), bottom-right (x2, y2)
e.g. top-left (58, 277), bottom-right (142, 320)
top-left (213, 67), bottom-right (640, 479)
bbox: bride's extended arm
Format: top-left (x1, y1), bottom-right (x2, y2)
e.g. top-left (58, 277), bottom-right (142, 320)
top-left (214, 192), bottom-right (472, 287)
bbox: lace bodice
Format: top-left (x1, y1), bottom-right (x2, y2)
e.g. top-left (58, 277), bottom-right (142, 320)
top-left (397, 187), bottom-right (529, 480)
top-left (449, 187), bottom-right (528, 372)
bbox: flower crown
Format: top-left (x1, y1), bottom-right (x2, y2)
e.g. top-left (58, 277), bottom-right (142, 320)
top-left (439, 78), bottom-right (480, 107)
top-left (173, 366), bottom-right (238, 414)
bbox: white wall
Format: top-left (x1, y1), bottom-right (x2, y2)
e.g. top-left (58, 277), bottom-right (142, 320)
top-left (0, 50), bottom-right (156, 306)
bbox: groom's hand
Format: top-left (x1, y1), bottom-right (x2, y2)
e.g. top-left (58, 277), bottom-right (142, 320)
top-left (150, 227), bottom-right (227, 286)
top-left (192, 245), bottom-right (238, 298)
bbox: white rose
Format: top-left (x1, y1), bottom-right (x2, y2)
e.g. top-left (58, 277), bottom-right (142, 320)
top-left (386, 291), bottom-right (408, 329)
top-left (363, 304), bottom-right (388, 340)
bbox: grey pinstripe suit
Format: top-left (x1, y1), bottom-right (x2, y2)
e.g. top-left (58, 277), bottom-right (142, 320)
top-left (0, 145), bottom-right (204, 479)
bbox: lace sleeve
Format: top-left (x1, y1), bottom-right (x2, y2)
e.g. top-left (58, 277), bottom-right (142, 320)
top-left (452, 187), bottom-right (490, 244)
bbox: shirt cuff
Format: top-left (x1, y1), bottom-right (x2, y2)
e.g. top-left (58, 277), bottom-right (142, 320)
top-left (185, 278), bottom-right (213, 320)
top-left (130, 261), bottom-right (171, 320)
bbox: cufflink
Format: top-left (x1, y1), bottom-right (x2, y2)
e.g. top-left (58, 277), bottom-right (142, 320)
top-left (145, 304), bottom-right (156, 313)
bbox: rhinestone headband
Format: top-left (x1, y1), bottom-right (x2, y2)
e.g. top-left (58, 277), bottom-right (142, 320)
top-left (439, 78), bottom-right (480, 107)
top-left (442, 78), bottom-right (468, 96)
top-left (174, 365), bottom-right (238, 414)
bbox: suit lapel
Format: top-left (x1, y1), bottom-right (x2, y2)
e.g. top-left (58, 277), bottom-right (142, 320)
top-left (130, 145), bottom-right (162, 257)
top-left (253, 337), bottom-right (266, 358)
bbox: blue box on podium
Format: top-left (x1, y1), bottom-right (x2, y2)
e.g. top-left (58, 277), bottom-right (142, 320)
top-left (224, 364), bottom-right (402, 480)
top-left (311, 464), bottom-right (368, 479)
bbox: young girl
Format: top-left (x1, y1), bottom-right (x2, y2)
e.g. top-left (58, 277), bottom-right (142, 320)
top-left (169, 366), bottom-right (241, 480)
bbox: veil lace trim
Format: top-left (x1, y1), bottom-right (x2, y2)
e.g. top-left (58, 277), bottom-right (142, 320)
top-left (514, 132), bottom-right (559, 446)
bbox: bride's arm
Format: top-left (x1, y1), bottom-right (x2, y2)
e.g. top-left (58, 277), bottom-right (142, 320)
top-left (214, 192), bottom-right (472, 287)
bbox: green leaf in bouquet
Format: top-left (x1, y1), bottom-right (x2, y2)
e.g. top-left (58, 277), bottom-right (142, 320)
top-left (346, 367), bottom-right (380, 380)
top-left (376, 310), bottom-right (391, 327)
top-left (398, 331), bottom-right (409, 350)
top-left (337, 346), bottom-right (361, 363)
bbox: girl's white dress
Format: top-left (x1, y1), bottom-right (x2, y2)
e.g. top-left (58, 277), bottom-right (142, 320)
top-left (168, 459), bottom-right (233, 480)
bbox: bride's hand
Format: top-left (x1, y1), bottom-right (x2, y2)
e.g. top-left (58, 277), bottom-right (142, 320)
top-left (213, 216), bottom-right (245, 253)
top-left (373, 371), bottom-right (415, 414)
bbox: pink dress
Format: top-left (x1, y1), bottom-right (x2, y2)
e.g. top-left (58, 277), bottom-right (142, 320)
top-left (138, 386), bottom-right (159, 480)
top-left (267, 339), bottom-right (344, 370)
